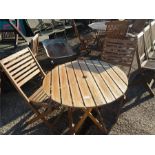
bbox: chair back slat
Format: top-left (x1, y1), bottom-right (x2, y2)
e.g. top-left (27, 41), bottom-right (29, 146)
top-left (13, 62), bottom-right (37, 79)
top-left (150, 21), bottom-right (155, 45)
top-left (0, 47), bottom-right (45, 102)
top-left (102, 38), bottom-right (136, 77)
top-left (17, 69), bottom-right (40, 87)
top-left (105, 20), bottom-right (129, 39)
top-left (10, 60), bottom-right (35, 76)
top-left (143, 25), bottom-right (153, 55)
top-left (7, 55), bottom-right (33, 72)
top-left (5, 52), bottom-right (31, 68)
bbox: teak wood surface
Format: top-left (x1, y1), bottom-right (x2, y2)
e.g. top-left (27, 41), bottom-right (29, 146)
top-left (44, 60), bottom-right (128, 108)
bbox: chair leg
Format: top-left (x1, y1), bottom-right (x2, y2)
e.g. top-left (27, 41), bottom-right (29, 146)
top-left (28, 103), bottom-right (53, 129)
top-left (141, 73), bottom-right (155, 97)
top-left (27, 106), bottom-right (56, 125)
top-left (15, 32), bottom-right (18, 47)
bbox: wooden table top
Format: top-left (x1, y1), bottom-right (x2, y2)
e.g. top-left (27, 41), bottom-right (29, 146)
top-left (44, 60), bottom-right (128, 108)
top-left (88, 22), bottom-right (107, 31)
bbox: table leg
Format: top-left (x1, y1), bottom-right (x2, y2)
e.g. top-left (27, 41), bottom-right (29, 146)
top-left (74, 107), bottom-right (107, 134)
top-left (95, 107), bottom-right (107, 134)
top-left (74, 108), bottom-right (93, 133)
top-left (68, 108), bottom-right (74, 134)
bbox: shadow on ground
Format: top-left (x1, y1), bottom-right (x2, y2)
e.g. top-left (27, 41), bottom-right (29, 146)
top-left (1, 71), bottom-right (154, 135)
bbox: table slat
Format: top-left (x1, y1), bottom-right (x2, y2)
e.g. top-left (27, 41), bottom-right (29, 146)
top-left (109, 64), bottom-right (128, 85)
top-left (72, 61), bottom-right (95, 107)
top-left (92, 60), bottom-right (123, 99)
top-left (59, 64), bottom-right (72, 107)
top-left (79, 60), bottom-right (107, 106)
top-left (100, 61), bottom-right (127, 93)
top-left (66, 62), bottom-right (84, 107)
top-left (43, 72), bottom-right (51, 95)
top-left (51, 66), bottom-right (61, 104)
top-left (85, 60), bottom-right (115, 104)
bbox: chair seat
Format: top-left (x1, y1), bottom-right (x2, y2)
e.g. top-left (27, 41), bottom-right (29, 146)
top-left (29, 87), bottom-right (49, 103)
top-left (81, 32), bottom-right (96, 42)
top-left (29, 85), bottom-right (60, 110)
top-left (142, 59), bottom-right (155, 70)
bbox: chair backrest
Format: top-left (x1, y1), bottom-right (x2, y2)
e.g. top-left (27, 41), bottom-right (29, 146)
top-left (150, 20), bottom-right (155, 45)
top-left (72, 20), bottom-right (82, 41)
top-left (27, 19), bottom-right (46, 32)
top-left (41, 19), bottom-right (54, 28)
top-left (1, 31), bottom-right (15, 40)
top-left (136, 31), bottom-right (148, 68)
top-left (131, 19), bottom-right (147, 33)
top-left (30, 33), bottom-right (39, 56)
top-left (105, 20), bottom-right (129, 39)
top-left (72, 20), bottom-right (86, 50)
top-left (143, 24), bottom-right (153, 56)
top-left (102, 38), bottom-right (137, 77)
top-left (0, 47), bottom-right (46, 102)
top-left (8, 19), bottom-right (28, 43)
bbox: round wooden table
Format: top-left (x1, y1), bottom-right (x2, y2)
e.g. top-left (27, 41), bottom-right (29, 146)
top-left (88, 21), bottom-right (107, 31)
top-left (44, 59), bottom-right (128, 134)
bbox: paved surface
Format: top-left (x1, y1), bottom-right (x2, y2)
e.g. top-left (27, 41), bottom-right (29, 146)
top-left (0, 25), bottom-right (155, 135)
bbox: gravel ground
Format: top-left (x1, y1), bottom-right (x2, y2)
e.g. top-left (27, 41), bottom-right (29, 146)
top-left (0, 23), bottom-right (155, 135)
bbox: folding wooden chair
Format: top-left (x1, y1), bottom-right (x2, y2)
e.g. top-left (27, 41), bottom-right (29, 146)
top-left (0, 19), bottom-right (19, 47)
top-left (136, 31), bottom-right (155, 96)
top-left (101, 38), bottom-right (137, 117)
top-left (0, 47), bottom-right (61, 129)
top-left (8, 19), bottom-right (49, 45)
top-left (143, 24), bottom-right (155, 59)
